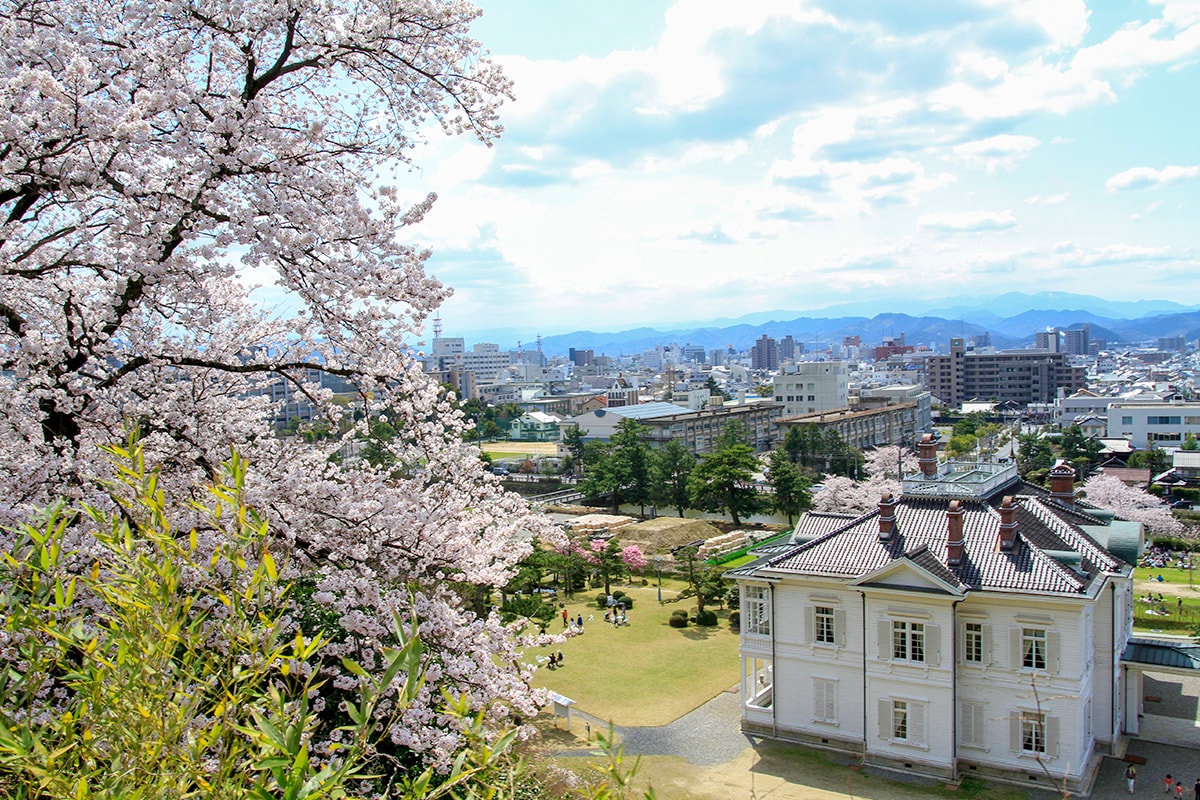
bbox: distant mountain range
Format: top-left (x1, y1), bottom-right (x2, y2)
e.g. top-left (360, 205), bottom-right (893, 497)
top-left (464, 292), bottom-right (1200, 356)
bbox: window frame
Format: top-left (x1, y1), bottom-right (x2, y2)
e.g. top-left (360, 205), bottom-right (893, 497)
top-left (815, 605), bottom-right (836, 644)
top-left (893, 620), bottom-right (925, 663)
top-left (1020, 711), bottom-right (1045, 755)
top-left (743, 585), bottom-right (771, 636)
top-left (964, 622), bottom-right (983, 664)
top-left (1022, 628), bottom-right (1047, 670)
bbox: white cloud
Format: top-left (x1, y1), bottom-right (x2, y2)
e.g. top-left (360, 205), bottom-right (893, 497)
top-left (1106, 164), bottom-right (1200, 191)
top-left (953, 134), bottom-right (1041, 172)
top-left (1025, 192), bottom-right (1069, 206)
top-left (918, 210), bottom-right (1018, 235)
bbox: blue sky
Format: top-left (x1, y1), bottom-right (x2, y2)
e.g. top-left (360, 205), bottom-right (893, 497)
top-left (389, 0), bottom-right (1200, 340)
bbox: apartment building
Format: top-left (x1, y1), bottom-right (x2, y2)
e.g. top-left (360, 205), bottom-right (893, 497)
top-left (773, 361), bottom-right (849, 416)
top-left (922, 338), bottom-right (1086, 409)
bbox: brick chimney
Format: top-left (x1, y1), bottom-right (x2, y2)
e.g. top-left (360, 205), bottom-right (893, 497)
top-left (998, 495), bottom-right (1019, 552)
top-left (1048, 460), bottom-right (1077, 508)
top-left (878, 493), bottom-right (898, 541)
top-left (946, 500), bottom-right (964, 565)
top-left (918, 433), bottom-right (938, 478)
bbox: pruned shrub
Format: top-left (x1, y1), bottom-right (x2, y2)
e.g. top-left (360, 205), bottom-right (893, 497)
top-left (729, 610), bottom-right (741, 630)
top-left (668, 613), bottom-right (688, 628)
top-left (596, 592), bottom-right (609, 608)
top-left (696, 610), bottom-right (718, 626)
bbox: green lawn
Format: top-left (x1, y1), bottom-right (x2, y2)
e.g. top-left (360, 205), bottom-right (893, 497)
top-left (529, 580), bottom-right (741, 727)
top-left (1134, 566), bottom-right (1200, 585)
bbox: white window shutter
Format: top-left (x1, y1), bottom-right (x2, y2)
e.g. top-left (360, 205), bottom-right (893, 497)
top-left (813, 679), bottom-right (824, 720)
top-left (911, 702), bottom-right (927, 745)
top-left (1046, 715), bottom-right (1059, 758)
top-left (982, 624), bottom-right (993, 665)
top-left (878, 698), bottom-right (890, 739)
top-left (805, 606), bottom-right (816, 643)
top-left (834, 609), bottom-right (846, 646)
top-left (878, 619), bottom-right (891, 660)
top-left (1047, 631), bottom-right (1060, 673)
top-left (1010, 628), bottom-right (1021, 669)
top-left (958, 623), bottom-right (966, 663)
top-left (1009, 712), bottom-right (1021, 752)
top-left (926, 624), bottom-right (941, 666)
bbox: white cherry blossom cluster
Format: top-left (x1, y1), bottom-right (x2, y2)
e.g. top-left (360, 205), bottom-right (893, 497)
top-left (0, 0), bottom-right (559, 770)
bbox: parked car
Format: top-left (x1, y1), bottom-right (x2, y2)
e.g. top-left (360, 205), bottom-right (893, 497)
top-left (491, 466), bottom-right (510, 476)
top-left (1171, 499), bottom-right (1193, 510)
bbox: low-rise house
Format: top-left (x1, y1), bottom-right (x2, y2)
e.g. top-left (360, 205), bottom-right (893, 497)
top-left (508, 411), bottom-right (563, 442)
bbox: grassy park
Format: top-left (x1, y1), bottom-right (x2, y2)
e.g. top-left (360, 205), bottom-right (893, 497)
top-left (529, 579), bottom-right (741, 727)
top-left (1133, 565), bottom-right (1200, 634)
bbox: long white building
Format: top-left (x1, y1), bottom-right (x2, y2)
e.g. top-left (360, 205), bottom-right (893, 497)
top-left (729, 441), bottom-right (1144, 794)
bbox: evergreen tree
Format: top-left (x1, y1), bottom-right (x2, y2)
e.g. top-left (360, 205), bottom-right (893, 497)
top-left (651, 440), bottom-right (697, 517)
top-left (767, 449), bottom-right (811, 526)
top-left (688, 436), bottom-right (764, 526)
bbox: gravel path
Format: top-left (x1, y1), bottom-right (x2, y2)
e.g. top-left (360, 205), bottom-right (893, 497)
top-left (564, 684), bottom-right (755, 767)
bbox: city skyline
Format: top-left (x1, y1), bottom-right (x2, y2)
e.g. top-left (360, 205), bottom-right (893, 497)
top-left (306, 1), bottom-right (1200, 341)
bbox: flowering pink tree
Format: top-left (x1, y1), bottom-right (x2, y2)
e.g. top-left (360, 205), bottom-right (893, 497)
top-left (579, 538), bottom-right (646, 595)
top-left (0, 0), bottom-right (556, 771)
top-left (1082, 474), bottom-right (1184, 537)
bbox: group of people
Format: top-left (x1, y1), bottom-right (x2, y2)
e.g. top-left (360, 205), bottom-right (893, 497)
top-left (1122, 768), bottom-right (1200, 798)
top-left (604, 607), bottom-right (629, 627)
top-left (1140, 546), bottom-right (1194, 571)
top-left (545, 651), bottom-right (566, 669)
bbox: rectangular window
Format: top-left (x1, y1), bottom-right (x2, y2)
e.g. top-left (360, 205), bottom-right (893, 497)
top-left (1122, 415), bottom-right (1133, 425)
top-left (815, 606), bottom-right (835, 644)
top-left (813, 678), bottom-right (837, 723)
top-left (744, 586), bottom-right (770, 636)
top-left (964, 622), bottom-right (983, 663)
top-left (893, 621), bottom-right (925, 662)
top-left (1021, 711), bottom-right (1045, 754)
top-left (893, 700), bottom-right (909, 740)
top-left (961, 702), bottom-right (986, 748)
top-left (1022, 628), bottom-right (1046, 669)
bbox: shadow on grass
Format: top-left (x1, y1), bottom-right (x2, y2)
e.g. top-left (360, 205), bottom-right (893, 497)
top-left (745, 741), bottom-right (1027, 800)
top-left (680, 626), bottom-right (722, 640)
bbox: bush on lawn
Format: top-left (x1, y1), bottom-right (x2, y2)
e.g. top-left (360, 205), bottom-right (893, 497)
top-left (696, 610), bottom-right (718, 626)
top-left (668, 613), bottom-right (688, 628)
top-left (596, 593), bottom-right (609, 608)
top-left (729, 610), bottom-right (741, 630)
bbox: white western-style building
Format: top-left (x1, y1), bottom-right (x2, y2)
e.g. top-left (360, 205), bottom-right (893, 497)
top-left (729, 438), bottom-right (1143, 794)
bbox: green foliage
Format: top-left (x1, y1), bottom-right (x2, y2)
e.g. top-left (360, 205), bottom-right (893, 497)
top-left (500, 595), bottom-right (556, 626)
top-left (945, 433), bottom-right (979, 459)
top-left (649, 440), bottom-right (696, 517)
top-left (705, 376), bottom-right (730, 402)
top-left (581, 419), bottom-right (652, 513)
top-left (0, 443), bottom-right (390, 799)
top-left (1016, 432), bottom-right (1054, 477)
top-left (1059, 424), bottom-right (1102, 465)
top-left (781, 424), bottom-right (860, 477)
top-left (728, 610), bottom-right (741, 630)
top-left (767, 449), bottom-right (811, 526)
top-left (1184, 433), bottom-right (1199, 451)
top-left (1129, 446), bottom-right (1170, 473)
top-left (668, 613), bottom-right (688, 628)
top-left (561, 426), bottom-right (587, 469)
top-left (687, 441), bottom-right (764, 527)
top-left (696, 610), bottom-right (718, 626)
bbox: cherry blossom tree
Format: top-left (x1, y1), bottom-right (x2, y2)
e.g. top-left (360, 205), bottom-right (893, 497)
top-left (809, 445), bottom-right (911, 515)
top-left (0, 0), bottom-right (557, 769)
top-left (1082, 474), bottom-right (1184, 537)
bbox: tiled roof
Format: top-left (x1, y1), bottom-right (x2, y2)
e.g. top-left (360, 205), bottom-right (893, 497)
top-left (747, 492), bottom-right (1126, 596)
top-left (1123, 638), bottom-right (1200, 671)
